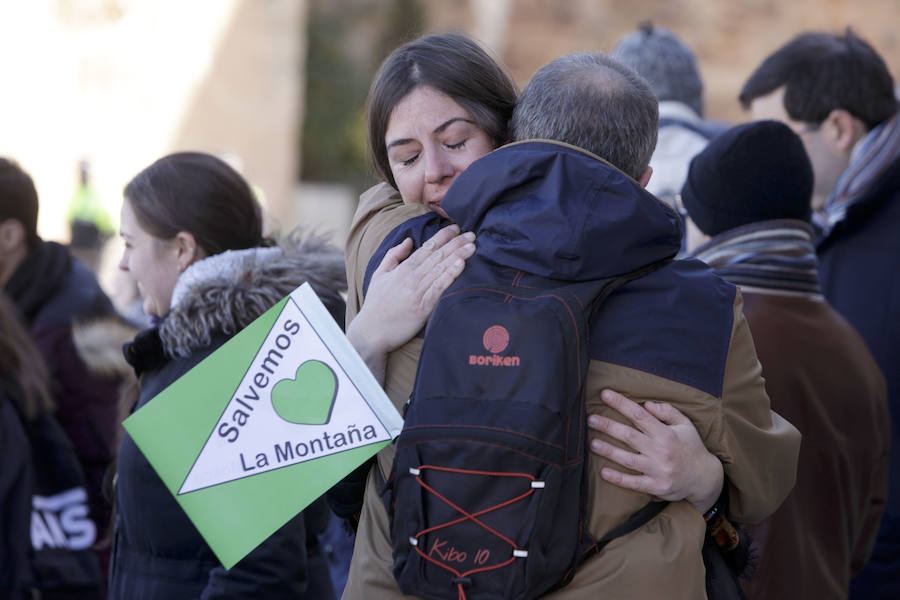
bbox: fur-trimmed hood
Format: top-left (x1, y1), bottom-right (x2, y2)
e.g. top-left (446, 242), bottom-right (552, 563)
top-left (73, 316), bottom-right (140, 379)
top-left (158, 231), bottom-right (346, 359)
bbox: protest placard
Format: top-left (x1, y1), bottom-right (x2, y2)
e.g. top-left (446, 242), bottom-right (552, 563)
top-left (123, 283), bottom-right (402, 568)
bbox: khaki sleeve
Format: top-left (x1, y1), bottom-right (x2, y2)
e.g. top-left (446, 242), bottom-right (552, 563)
top-left (342, 341), bottom-right (424, 599)
top-left (341, 466), bottom-right (418, 600)
top-left (584, 289), bottom-right (800, 531)
top-left (344, 182), bottom-right (429, 326)
top-left (718, 289), bottom-right (802, 523)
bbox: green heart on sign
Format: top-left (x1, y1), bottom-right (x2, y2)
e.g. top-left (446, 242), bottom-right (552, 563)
top-left (271, 360), bottom-right (338, 425)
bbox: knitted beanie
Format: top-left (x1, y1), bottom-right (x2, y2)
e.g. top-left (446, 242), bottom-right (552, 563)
top-left (612, 23), bottom-right (704, 117)
top-left (680, 120), bottom-right (814, 236)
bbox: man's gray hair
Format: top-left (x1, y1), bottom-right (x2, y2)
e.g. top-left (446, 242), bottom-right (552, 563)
top-left (509, 52), bottom-right (659, 181)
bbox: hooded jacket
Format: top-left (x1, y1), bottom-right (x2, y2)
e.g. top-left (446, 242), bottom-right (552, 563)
top-left (4, 239), bottom-right (120, 584)
top-left (648, 101), bottom-right (726, 206)
top-left (343, 140), bottom-right (800, 599)
top-left (109, 233), bottom-right (346, 600)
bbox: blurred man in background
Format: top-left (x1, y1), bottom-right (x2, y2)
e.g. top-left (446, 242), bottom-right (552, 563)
top-left (740, 29), bottom-right (900, 599)
top-left (67, 159), bottom-right (114, 274)
top-left (1, 156), bottom-right (121, 590)
top-left (681, 119), bottom-right (889, 600)
top-left (612, 23), bottom-right (726, 208)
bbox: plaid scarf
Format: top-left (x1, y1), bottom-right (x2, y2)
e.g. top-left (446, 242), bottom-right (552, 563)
top-left (692, 219), bottom-right (823, 300)
top-left (816, 109), bottom-right (900, 236)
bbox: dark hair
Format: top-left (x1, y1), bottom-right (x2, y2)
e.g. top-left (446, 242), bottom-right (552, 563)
top-left (510, 52), bottom-right (659, 181)
top-left (739, 29), bottom-right (899, 130)
top-left (124, 152), bottom-right (264, 256)
top-left (0, 157), bottom-right (40, 249)
top-left (367, 32), bottom-right (518, 189)
top-left (0, 294), bottom-right (54, 423)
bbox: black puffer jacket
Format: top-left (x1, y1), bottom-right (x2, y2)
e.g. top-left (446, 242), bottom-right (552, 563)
top-left (4, 239), bottom-right (120, 569)
top-left (109, 233), bottom-right (346, 600)
top-left (0, 392), bottom-right (32, 599)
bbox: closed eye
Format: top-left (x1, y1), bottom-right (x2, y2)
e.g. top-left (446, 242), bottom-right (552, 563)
top-left (401, 153), bottom-right (419, 167)
top-left (446, 140), bottom-right (466, 150)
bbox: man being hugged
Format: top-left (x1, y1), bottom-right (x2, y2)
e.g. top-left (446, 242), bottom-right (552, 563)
top-left (344, 46), bottom-right (800, 599)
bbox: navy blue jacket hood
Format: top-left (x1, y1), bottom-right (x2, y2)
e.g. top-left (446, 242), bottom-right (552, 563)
top-left (441, 140), bottom-right (683, 281)
top-left (363, 139), bottom-right (738, 399)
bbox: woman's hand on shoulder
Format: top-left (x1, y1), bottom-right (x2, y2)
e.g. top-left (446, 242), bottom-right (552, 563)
top-left (588, 389), bottom-right (724, 514)
top-left (347, 224), bottom-right (475, 383)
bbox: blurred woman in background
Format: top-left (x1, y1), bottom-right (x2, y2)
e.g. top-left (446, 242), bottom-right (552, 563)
top-left (111, 152), bottom-right (346, 599)
top-left (1, 292), bottom-right (108, 599)
top-left (0, 294), bottom-right (42, 599)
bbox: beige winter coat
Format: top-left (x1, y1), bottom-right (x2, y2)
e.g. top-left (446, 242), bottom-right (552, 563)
top-left (342, 182), bottom-right (800, 600)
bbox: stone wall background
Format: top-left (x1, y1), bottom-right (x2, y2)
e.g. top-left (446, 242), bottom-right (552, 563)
top-left (1, 0), bottom-right (897, 296)
top-left (431, 0), bottom-right (900, 125)
top-left (298, 0), bottom-right (900, 249)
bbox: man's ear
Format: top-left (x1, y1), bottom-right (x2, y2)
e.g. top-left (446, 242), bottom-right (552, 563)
top-left (0, 219), bottom-right (26, 252)
top-left (824, 108), bottom-right (867, 155)
top-left (172, 231), bottom-right (204, 271)
top-left (637, 166), bottom-right (653, 189)
top-left (684, 215), bottom-right (711, 254)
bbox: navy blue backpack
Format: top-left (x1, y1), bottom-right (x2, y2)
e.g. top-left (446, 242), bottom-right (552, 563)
top-left (387, 258), bottom-right (668, 600)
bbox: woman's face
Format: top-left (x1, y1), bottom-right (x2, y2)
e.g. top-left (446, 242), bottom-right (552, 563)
top-left (118, 200), bottom-right (183, 318)
top-left (385, 85), bottom-right (495, 218)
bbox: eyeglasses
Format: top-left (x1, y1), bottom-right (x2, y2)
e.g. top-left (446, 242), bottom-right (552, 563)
top-left (795, 122), bottom-right (821, 136)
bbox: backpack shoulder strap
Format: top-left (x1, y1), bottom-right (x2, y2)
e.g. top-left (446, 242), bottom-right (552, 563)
top-left (595, 501), bottom-right (670, 551)
top-left (574, 258), bottom-right (674, 559)
top-left (588, 257), bottom-right (674, 312)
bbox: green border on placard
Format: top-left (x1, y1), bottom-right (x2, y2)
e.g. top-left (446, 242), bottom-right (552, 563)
top-left (123, 297), bottom-right (388, 568)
